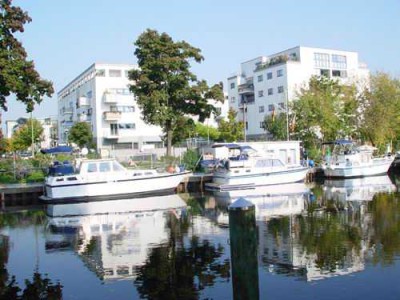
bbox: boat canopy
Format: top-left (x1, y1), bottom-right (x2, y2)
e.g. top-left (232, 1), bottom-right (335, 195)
top-left (40, 146), bottom-right (73, 154)
top-left (322, 139), bottom-right (353, 145)
top-left (211, 143), bottom-right (255, 152)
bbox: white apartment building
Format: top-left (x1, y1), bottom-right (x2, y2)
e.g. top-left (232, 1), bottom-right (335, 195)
top-left (227, 46), bottom-right (370, 139)
top-left (58, 63), bottom-right (163, 156)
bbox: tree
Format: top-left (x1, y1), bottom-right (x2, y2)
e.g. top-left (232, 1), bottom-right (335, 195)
top-left (171, 116), bottom-right (196, 146)
top-left (195, 122), bottom-right (220, 141)
top-left (263, 112), bottom-right (287, 140)
top-left (129, 29), bottom-right (224, 156)
top-left (68, 122), bottom-right (93, 148)
top-left (0, 0), bottom-right (54, 112)
top-left (218, 108), bottom-right (244, 142)
top-left (11, 118), bottom-right (43, 151)
top-left (358, 72), bottom-right (400, 150)
top-left (291, 76), bottom-right (358, 153)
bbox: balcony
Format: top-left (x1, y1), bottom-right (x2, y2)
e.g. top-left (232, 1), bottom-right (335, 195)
top-left (103, 111), bottom-right (122, 121)
top-left (78, 114), bottom-right (87, 122)
top-left (103, 130), bottom-right (119, 139)
top-left (104, 92), bottom-right (118, 103)
top-left (62, 108), bottom-right (73, 115)
top-left (78, 96), bottom-right (90, 106)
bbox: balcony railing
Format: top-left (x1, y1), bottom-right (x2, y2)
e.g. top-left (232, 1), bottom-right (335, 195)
top-left (62, 108), bottom-right (73, 115)
top-left (103, 111), bottom-right (122, 121)
top-left (78, 96), bottom-right (90, 106)
top-left (103, 130), bottom-right (119, 139)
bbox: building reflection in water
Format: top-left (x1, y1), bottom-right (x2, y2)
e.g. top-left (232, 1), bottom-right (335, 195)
top-left (46, 195), bottom-right (187, 281)
top-left (210, 175), bottom-right (398, 281)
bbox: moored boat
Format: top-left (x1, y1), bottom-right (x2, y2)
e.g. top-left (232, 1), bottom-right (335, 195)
top-left (40, 158), bottom-right (191, 204)
top-left (321, 140), bottom-right (394, 178)
top-left (205, 143), bottom-right (309, 191)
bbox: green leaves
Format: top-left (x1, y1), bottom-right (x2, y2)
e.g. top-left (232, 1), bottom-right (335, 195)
top-left (68, 122), bottom-right (93, 148)
top-left (129, 29), bottom-right (224, 155)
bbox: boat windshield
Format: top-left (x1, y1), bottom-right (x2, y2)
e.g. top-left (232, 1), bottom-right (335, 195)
top-left (255, 158), bottom-right (284, 167)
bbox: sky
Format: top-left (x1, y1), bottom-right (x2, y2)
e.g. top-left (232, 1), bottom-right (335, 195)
top-left (2, 0), bottom-right (400, 130)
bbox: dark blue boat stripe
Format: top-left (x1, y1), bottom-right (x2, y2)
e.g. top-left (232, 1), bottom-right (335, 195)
top-left (212, 168), bottom-right (308, 180)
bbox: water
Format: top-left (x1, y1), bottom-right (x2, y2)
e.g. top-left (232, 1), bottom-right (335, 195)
top-left (1, 174), bottom-right (400, 299)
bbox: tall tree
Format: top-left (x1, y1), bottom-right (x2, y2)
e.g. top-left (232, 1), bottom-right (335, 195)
top-left (68, 122), bottom-right (93, 148)
top-left (218, 108), bottom-right (244, 142)
top-left (0, 0), bottom-right (54, 112)
top-left (291, 76), bottom-right (358, 152)
top-left (358, 72), bottom-right (400, 150)
top-left (11, 118), bottom-right (43, 151)
top-left (263, 111), bottom-right (288, 140)
top-left (129, 29), bottom-right (224, 156)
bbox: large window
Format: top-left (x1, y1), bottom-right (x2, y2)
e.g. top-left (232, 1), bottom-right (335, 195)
top-left (110, 105), bottom-right (135, 113)
top-left (277, 69), bottom-right (283, 77)
top-left (314, 52), bottom-right (330, 68)
top-left (267, 72), bottom-right (273, 80)
top-left (268, 88), bottom-right (273, 95)
top-left (332, 54), bottom-right (347, 69)
top-left (109, 69), bottom-right (122, 77)
top-left (277, 86), bottom-right (284, 93)
top-left (268, 104), bottom-right (274, 112)
top-left (230, 82), bottom-right (235, 89)
top-left (118, 123), bottom-right (136, 130)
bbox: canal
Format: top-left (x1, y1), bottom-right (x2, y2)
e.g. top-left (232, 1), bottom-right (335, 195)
top-left (1, 173), bottom-right (400, 299)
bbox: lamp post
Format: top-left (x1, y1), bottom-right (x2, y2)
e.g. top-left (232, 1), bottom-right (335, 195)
top-left (30, 111), bottom-right (34, 157)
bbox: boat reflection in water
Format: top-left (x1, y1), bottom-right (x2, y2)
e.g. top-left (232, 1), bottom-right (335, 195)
top-left (212, 182), bottom-right (311, 225)
top-left (323, 174), bottom-right (396, 202)
top-left (46, 195), bottom-right (187, 281)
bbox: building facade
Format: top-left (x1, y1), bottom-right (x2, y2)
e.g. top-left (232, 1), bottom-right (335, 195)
top-left (227, 46), bottom-right (370, 140)
top-left (58, 63), bottom-right (163, 156)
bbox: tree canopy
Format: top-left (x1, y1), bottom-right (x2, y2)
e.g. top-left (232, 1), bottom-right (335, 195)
top-left (218, 108), bottom-right (244, 142)
top-left (0, 0), bottom-right (54, 112)
top-left (263, 111), bottom-right (288, 141)
top-left (11, 118), bottom-right (43, 151)
top-left (68, 122), bottom-right (93, 148)
top-left (129, 29), bottom-right (224, 156)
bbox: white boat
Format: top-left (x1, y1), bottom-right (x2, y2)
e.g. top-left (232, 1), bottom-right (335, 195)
top-left (205, 143), bottom-right (309, 191)
top-left (323, 175), bottom-right (396, 202)
top-left (40, 158), bottom-right (191, 203)
top-left (321, 140), bottom-right (394, 178)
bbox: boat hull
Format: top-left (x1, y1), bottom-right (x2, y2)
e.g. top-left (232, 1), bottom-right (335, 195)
top-left (206, 167), bottom-right (309, 191)
top-left (40, 171), bottom-right (190, 204)
top-left (323, 158), bottom-right (393, 178)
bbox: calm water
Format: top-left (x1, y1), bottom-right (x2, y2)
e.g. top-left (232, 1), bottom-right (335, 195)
top-left (1, 174), bottom-right (400, 299)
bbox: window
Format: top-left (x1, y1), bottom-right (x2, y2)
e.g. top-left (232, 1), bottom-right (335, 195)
top-left (268, 104), bottom-right (274, 112)
top-left (278, 86), bottom-right (284, 93)
top-left (99, 162), bottom-right (111, 172)
top-left (230, 82), bottom-right (235, 89)
top-left (278, 102), bottom-right (285, 109)
top-left (268, 88), bottom-right (273, 95)
top-left (277, 69), bottom-right (283, 77)
top-left (110, 106), bottom-right (135, 113)
top-left (230, 96), bottom-right (236, 103)
top-left (332, 70), bottom-right (348, 78)
top-left (332, 54), bottom-right (347, 69)
top-left (314, 52), bottom-right (330, 68)
top-left (87, 163), bottom-right (97, 173)
top-left (118, 123), bottom-right (136, 130)
top-left (267, 72), bottom-right (273, 80)
top-left (257, 75), bottom-right (263, 82)
top-left (260, 122), bottom-right (265, 128)
top-left (320, 69), bottom-right (330, 77)
top-left (258, 90), bottom-right (264, 97)
top-left (259, 106), bottom-right (264, 113)
top-left (109, 69), bottom-right (122, 77)
top-left (96, 69), bottom-right (105, 77)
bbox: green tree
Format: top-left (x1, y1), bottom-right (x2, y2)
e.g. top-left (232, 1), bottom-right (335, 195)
top-left (0, 0), bottom-right (53, 112)
top-left (68, 122), bottom-right (93, 148)
top-left (358, 72), bottom-right (400, 150)
top-left (11, 118), bottom-right (43, 151)
top-left (195, 122), bottom-right (220, 141)
top-left (171, 116), bottom-right (196, 146)
top-left (263, 111), bottom-right (287, 140)
top-left (129, 29), bottom-right (224, 156)
top-left (218, 108), bottom-right (244, 142)
top-left (291, 76), bottom-right (358, 153)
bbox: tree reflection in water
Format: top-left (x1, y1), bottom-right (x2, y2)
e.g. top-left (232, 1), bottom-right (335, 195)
top-left (134, 205), bottom-right (230, 299)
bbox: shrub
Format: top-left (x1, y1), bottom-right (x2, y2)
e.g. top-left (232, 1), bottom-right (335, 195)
top-left (26, 171), bottom-right (45, 183)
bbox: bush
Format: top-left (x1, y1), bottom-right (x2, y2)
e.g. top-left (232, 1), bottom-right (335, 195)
top-left (0, 173), bottom-right (18, 184)
top-left (26, 171), bottom-right (45, 183)
top-left (182, 149), bottom-right (201, 171)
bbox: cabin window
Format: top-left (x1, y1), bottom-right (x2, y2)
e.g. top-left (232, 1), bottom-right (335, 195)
top-left (87, 163), bottom-right (97, 173)
top-left (99, 162), bottom-right (111, 172)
